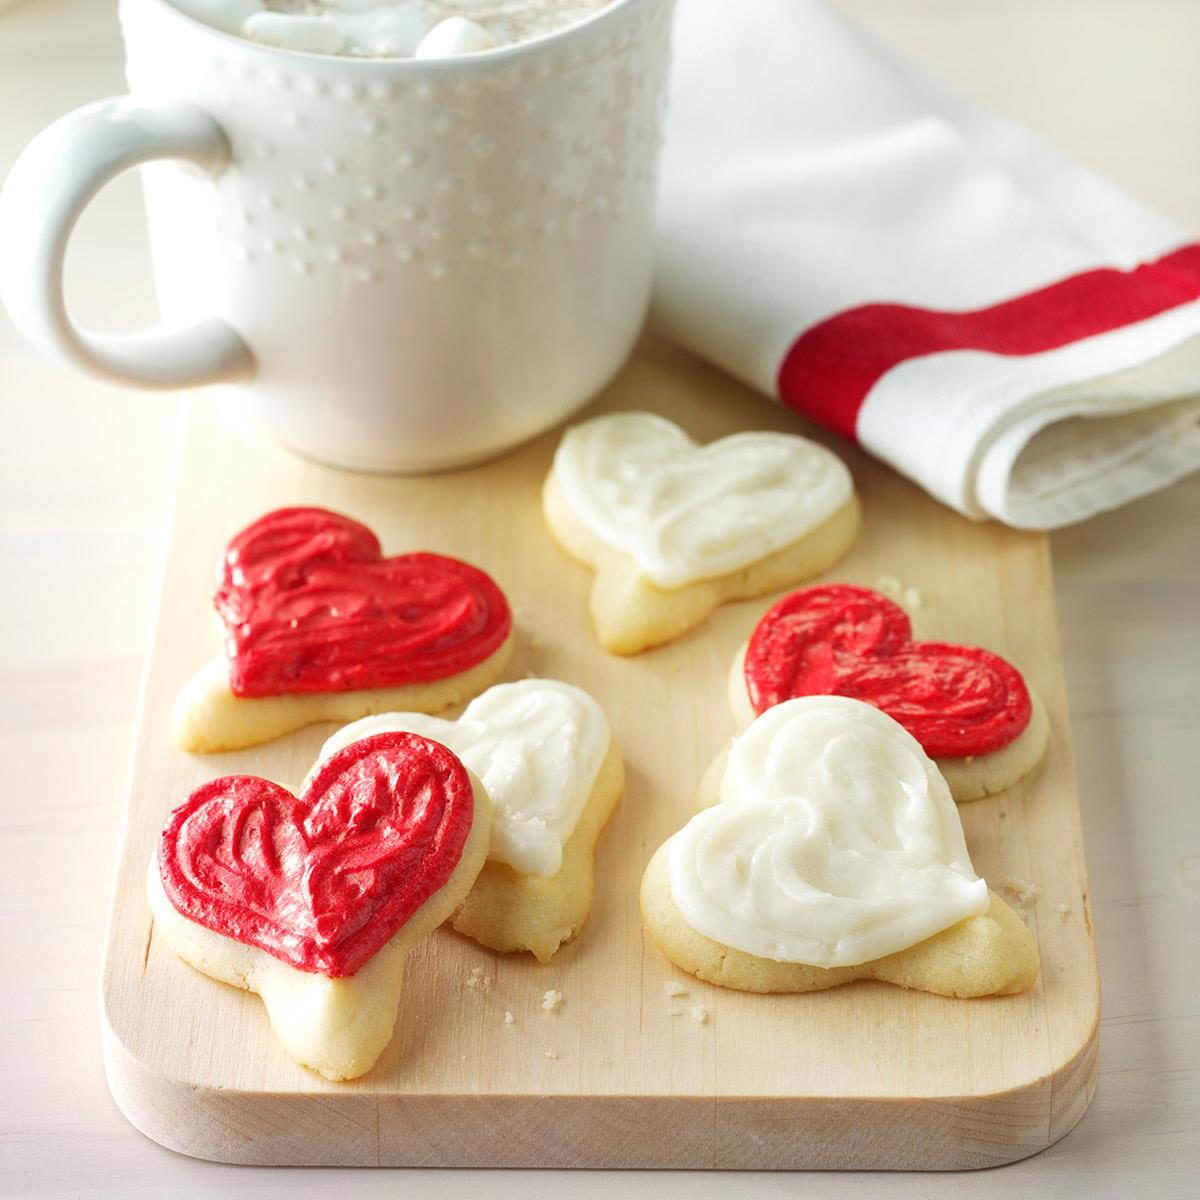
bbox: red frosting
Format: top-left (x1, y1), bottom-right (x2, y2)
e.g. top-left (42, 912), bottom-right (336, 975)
top-left (215, 507), bottom-right (511, 698)
top-left (742, 584), bottom-right (1031, 758)
top-left (158, 732), bottom-right (475, 977)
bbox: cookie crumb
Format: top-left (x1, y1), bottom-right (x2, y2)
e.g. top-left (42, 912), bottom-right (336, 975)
top-left (903, 586), bottom-right (923, 609)
top-left (1055, 903), bottom-right (1072, 921)
top-left (543, 1048), bottom-right (558, 1060)
top-left (664, 981), bottom-right (688, 999)
top-left (669, 1009), bottom-right (684, 1017)
top-left (876, 574), bottom-right (901, 596)
top-left (542, 988), bottom-right (564, 1014)
top-left (466, 966), bottom-right (492, 991)
top-left (689, 1005), bottom-right (710, 1025)
top-left (999, 877), bottom-right (1042, 907)
top-left (504, 1010), bottom-right (514, 1025)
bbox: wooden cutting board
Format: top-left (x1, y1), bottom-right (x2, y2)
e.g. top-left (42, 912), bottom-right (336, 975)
top-left (100, 337), bottom-right (1098, 1170)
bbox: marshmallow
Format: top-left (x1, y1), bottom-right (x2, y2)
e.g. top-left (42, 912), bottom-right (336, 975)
top-left (338, 7), bottom-right (429, 57)
top-left (243, 12), bottom-right (346, 55)
top-left (415, 16), bottom-right (499, 59)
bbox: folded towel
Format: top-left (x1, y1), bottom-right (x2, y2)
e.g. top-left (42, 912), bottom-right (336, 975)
top-left (653, 0), bottom-right (1200, 527)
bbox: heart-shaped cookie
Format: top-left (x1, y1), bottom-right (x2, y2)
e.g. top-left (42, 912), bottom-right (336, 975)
top-left (160, 732), bottom-right (476, 976)
top-left (172, 507), bottom-right (515, 752)
top-left (316, 679), bottom-right (625, 962)
top-left (641, 696), bottom-right (1039, 996)
top-left (551, 411), bottom-right (854, 589)
top-left (545, 412), bottom-right (859, 654)
top-left (218, 507), bottom-right (511, 698)
top-left (151, 732), bottom-right (493, 1079)
top-left (740, 584), bottom-right (1030, 756)
top-left (731, 584), bottom-right (1049, 800)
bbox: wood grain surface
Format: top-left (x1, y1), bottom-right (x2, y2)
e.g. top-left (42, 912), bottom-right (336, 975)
top-left (99, 337), bottom-right (1099, 1169)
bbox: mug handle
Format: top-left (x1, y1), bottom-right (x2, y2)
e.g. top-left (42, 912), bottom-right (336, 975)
top-left (0, 96), bottom-right (252, 388)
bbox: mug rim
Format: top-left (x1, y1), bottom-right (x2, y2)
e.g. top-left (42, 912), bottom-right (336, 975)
top-left (127, 0), bottom-right (664, 72)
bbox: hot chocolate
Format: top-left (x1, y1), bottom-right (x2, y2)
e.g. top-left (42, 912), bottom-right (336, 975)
top-left (173, 1), bottom-right (612, 57)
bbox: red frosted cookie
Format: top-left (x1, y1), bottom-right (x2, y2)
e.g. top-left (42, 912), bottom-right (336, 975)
top-left (729, 584), bottom-right (1048, 801)
top-left (149, 732), bottom-right (493, 1080)
top-left (173, 507), bottom-right (515, 752)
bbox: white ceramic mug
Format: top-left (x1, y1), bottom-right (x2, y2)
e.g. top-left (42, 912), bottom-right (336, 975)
top-left (0, 0), bottom-right (674, 470)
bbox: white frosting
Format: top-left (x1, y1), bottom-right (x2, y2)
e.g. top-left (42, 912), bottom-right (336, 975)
top-left (173, 2), bottom-right (605, 58)
top-left (318, 679), bottom-right (608, 877)
top-left (552, 411), bottom-right (854, 588)
top-left (666, 697), bottom-right (989, 967)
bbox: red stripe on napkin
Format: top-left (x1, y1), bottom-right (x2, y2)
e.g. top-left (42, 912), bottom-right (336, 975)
top-left (776, 243), bottom-right (1200, 440)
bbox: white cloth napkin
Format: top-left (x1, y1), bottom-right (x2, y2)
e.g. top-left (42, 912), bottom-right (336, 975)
top-left (653, 0), bottom-right (1200, 527)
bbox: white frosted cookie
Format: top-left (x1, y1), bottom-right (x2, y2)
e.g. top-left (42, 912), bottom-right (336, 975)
top-left (170, 506), bottom-right (515, 753)
top-left (543, 412), bottom-right (860, 654)
top-left (641, 697), bottom-right (1039, 997)
top-left (317, 679), bottom-right (624, 962)
top-left (151, 732), bottom-right (492, 1080)
top-left (728, 583), bottom-right (1049, 802)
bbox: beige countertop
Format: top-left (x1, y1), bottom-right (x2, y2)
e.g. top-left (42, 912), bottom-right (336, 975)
top-left (1, 1), bottom-right (1196, 1195)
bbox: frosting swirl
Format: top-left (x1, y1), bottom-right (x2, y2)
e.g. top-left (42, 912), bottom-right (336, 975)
top-left (742, 584), bottom-right (1032, 757)
top-left (158, 732), bottom-right (475, 977)
top-left (216, 507), bottom-right (511, 698)
top-left (667, 697), bottom-right (989, 967)
top-left (552, 412), bottom-right (853, 588)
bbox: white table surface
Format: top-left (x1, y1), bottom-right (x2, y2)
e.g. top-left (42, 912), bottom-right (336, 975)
top-left (1, 1), bottom-right (1196, 1196)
